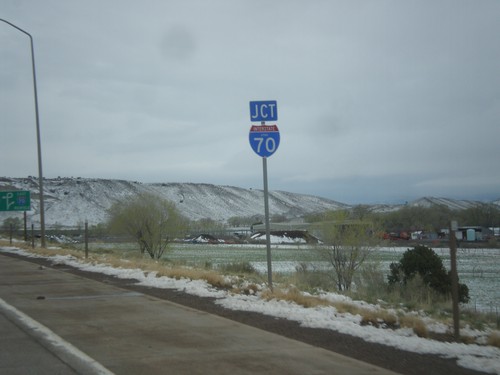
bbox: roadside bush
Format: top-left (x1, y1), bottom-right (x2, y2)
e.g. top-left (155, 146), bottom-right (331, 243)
top-left (2, 217), bottom-right (22, 232)
top-left (219, 262), bottom-right (256, 275)
top-left (351, 263), bottom-right (387, 303)
top-left (388, 245), bottom-right (469, 303)
top-left (292, 262), bottom-right (333, 292)
top-left (318, 210), bottom-right (379, 291)
top-left (399, 315), bottom-right (429, 338)
top-left (107, 193), bottom-right (187, 260)
top-left (397, 274), bottom-right (447, 308)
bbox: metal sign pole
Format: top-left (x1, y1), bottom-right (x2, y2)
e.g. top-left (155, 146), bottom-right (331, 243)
top-left (249, 100), bottom-right (279, 291)
top-left (85, 221), bottom-right (89, 259)
top-left (262, 157), bottom-right (273, 290)
top-left (449, 221), bottom-right (460, 340)
top-left (24, 211), bottom-right (28, 242)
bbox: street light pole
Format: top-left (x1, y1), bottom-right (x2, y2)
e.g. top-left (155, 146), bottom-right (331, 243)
top-left (1, 18), bottom-right (46, 247)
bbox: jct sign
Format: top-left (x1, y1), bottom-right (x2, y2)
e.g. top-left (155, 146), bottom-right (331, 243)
top-left (0, 191), bottom-right (31, 211)
top-left (249, 100), bottom-right (278, 122)
top-left (248, 100), bottom-right (280, 158)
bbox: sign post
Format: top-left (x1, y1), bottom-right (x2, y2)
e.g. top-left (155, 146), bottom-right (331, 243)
top-left (449, 221), bottom-right (460, 340)
top-left (249, 101), bottom-right (280, 290)
top-left (262, 156), bottom-right (273, 290)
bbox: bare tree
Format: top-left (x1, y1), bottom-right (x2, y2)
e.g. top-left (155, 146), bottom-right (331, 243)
top-left (318, 211), bottom-right (378, 291)
top-left (108, 193), bottom-right (187, 259)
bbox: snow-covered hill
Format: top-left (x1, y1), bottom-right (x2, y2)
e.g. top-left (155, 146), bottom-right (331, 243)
top-left (0, 177), bottom-right (348, 227)
top-left (1, 177), bottom-right (497, 228)
top-left (409, 197), bottom-right (486, 210)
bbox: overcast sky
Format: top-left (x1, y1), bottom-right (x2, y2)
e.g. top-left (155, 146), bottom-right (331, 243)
top-left (1, 0), bottom-right (499, 204)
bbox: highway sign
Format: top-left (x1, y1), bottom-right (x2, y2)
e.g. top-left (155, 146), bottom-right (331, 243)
top-left (0, 191), bottom-right (31, 211)
top-left (249, 100), bottom-right (278, 122)
top-left (249, 125), bottom-right (280, 158)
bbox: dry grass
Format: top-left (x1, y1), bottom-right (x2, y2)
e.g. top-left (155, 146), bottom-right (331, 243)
top-left (261, 287), bottom-right (332, 308)
top-left (487, 331), bottom-right (500, 348)
top-left (333, 300), bottom-right (361, 314)
top-left (360, 309), bottom-right (398, 328)
top-left (156, 267), bottom-right (231, 289)
top-left (460, 335), bottom-right (476, 345)
top-left (2, 240), bottom-right (495, 345)
top-left (232, 283), bottom-right (260, 296)
top-left (95, 256), bottom-right (232, 289)
top-left (1, 241), bottom-right (232, 289)
top-left (331, 300), bottom-right (396, 327)
top-left (7, 241), bottom-right (84, 259)
top-left (261, 287), bottom-right (399, 329)
top-left (399, 315), bottom-right (429, 338)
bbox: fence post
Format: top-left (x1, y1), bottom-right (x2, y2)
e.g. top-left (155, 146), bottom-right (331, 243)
top-left (24, 211), bottom-right (28, 242)
top-left (85, 221), bottom-right (89, 259)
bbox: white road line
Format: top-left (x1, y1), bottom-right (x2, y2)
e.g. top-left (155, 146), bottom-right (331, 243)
top-left (0, 297), bottom-right (114, 375)
top-left (45, 291), bottom-right (143, 300)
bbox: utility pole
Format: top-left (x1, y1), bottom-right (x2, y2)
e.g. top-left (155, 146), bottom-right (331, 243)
top-left (0, 19), bottom-right (46, 247)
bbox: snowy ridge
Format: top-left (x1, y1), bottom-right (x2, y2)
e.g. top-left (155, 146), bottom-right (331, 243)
top-left (409, 197), bottom-right (486, 210)
top-left (1, 177), bottom-right (496, 228)
top-left (0, 177), bottom-right (347, 227)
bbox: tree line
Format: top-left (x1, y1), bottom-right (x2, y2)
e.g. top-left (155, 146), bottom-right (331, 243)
top-left (3, 194), bottom-right (499, 262)
top-left (306, 203), bottom-right (500, 233)
top-left (2, 193), bottom-right (492, 302)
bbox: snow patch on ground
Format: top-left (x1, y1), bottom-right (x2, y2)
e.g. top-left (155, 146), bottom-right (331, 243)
top-left (2, 246), bottom-right (499, 375)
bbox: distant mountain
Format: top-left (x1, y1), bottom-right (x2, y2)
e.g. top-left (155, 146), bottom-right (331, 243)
top-left (0, 177), bottom-right (497, 228)
top-left (0, 177), bottom-right (348, 227)
top-left (408, 197), bottom-right (486, 211)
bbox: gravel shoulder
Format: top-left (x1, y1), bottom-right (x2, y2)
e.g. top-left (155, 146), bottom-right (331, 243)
top-left (2, 251), bottom-right (488, 375)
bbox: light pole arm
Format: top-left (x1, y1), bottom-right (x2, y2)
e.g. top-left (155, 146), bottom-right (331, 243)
top-left (1, 18), bottom-right (31, 37)
top-left (1, 18), bottom-right (46, 247)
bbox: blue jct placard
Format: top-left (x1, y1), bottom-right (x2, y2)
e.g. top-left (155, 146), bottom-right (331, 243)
top-left (249, 101), bottom-right (278, 122)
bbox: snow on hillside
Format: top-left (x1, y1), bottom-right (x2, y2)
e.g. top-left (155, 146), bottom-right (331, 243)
top-left (0, 177), bottom-right (347, 227)
top-left (1, 177), bottom-right (496, 228)
top-left (409, 197), bottom-right (485, 210)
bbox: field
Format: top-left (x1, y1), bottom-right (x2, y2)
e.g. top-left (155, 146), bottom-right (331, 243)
top-left (85, 241), bottom-right (499, 313)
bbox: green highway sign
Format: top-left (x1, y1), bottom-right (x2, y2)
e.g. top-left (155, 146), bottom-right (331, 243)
top-left (0, 191), bottom-right (31, 211)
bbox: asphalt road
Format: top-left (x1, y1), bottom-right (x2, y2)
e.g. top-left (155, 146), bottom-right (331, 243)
top-left (0, 252), bottom-right (400, 375)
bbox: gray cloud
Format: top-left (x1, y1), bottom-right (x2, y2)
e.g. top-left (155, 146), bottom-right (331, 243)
top-left (1, 0), bottom-right (499, 204)
top-left (160, 26), bottom-right (197, 62)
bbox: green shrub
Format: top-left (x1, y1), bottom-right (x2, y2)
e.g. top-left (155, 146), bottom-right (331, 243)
top-left (388, 245), bottom-right (469, 303)
top-left (292, 263), bottom-right (333, 292)
top-left (351, 263), bottom-right (388, 303)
